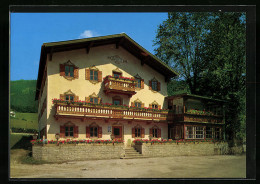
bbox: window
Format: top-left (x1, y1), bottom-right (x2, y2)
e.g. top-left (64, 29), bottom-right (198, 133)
top-left (113, 72), bottom-right (121, 78)
top-left (215, 127), bottom-right (221, 140)
top-left (65, 65), bottom-right (74, 77)
top-left (152, 81), bottom-right (158, 91)
top-left (112, 96), bottom-right (122, 105)
top-left (195, 127), bottom-right (204, 139)
top-left (135, 128), bottom-right (141, 137)
top-left (65, 126), bottom-right (74, 137)
top-left (149, 77), bottom-right (160, 92)
top-left (135, 102), bottom-right (142, 108)
top-left (186, 126), bottom-right (194, 139)
top-left (152, 104), bottom-right (158, 109)
top-left (90, 127), bottom-right (98, 137)
top-left (65, 95), bottom-right (74, 102)
top-left (90, 70), bottom-right (98, 81)
top-left (206, 127), bottom-right (213, 138)
top-left (90, 97), bottom-right (99, 104)
top-left (152, 128), bottom-right (158, 138)
top-left (186, 126), bottom-right (204, 139)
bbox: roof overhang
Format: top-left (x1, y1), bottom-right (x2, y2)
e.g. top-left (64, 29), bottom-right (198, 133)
top-left (35, 33), bottom-right (179, 100)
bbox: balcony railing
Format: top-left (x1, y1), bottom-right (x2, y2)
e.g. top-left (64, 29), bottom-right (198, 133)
top-left (103, 76), bottom-right (136, 96)
top-left (55, 103), bottom-right (168, 121)
top-left (168, 105), bottom-right (224, 124)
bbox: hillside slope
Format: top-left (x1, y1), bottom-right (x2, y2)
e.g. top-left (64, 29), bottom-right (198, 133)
top-left (10, 80), bottom-right (38, 113)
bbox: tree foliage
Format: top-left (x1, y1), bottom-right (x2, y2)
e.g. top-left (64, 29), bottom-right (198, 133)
top-left (154, 12), bottom-right (246, 142)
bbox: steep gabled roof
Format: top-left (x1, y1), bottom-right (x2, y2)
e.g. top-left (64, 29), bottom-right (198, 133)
top-left (35, 33), bottom-right (179, 100)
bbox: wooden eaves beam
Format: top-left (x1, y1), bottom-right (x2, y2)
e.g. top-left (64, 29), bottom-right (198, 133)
top-left (116, 37), bottom-right (125, 49)
top-left (86, 41), bottom-right (94, 54)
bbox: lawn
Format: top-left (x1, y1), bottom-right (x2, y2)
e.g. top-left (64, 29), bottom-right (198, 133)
top-left (10, 112), bottom-right (38, 130)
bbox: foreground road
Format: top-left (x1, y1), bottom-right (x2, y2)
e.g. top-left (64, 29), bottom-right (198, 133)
top-left (10, 155), bottom-right (246, 178)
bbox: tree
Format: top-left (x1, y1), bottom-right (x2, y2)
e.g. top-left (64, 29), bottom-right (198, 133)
top-left (154, 12), bottom-right (246, 143)
top-left (154, 12), bottom-right (213, 94)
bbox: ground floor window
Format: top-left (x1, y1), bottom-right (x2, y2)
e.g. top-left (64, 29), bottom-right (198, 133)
top-left (215, 127), bottom-right (221, 140)
top-left (206, 127), bottom-right (213, 138)
top-left (185, 126), bottom-right (204, 139)
top-left (152, 128), bottom-right (158, 138)
top-left (170, 126), bottom-right (183, 139)
top-left (135, 128), bottom-right (141, 137)
top-left (65, 126), bottom-right (74, 137)
top-left (90, 127), bottom-right (98, 137)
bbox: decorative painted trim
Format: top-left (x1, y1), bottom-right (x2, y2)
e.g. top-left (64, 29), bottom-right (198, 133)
top-left (112, 67), bottom-right (123, 74)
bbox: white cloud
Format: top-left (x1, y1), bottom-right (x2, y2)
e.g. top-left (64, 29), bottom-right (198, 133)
top-left (79, 30), bottom-right (98, 38)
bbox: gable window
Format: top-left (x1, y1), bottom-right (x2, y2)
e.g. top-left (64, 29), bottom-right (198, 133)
top-left (134, 74), bottom-right (144, 89)
top-left (65, 65), bottom-right (74, 77)
top-left (135, 102), bottom-right (142, 108)
top-left (113, 72), bottom-right (122, 78)
top-left (149, 77), bottom-right (161, 92)
top-left (149, 101), bottom-right (161, 110)
top-left (152, 104), bottom-right (158, 109)
top-left (132, 98), bottom-right (144, 108)
top-left (86, 66), bottom-right (102, 83)
top-left (90, 97), bottom-right (99, 104)
top-left (66, 95), bottom-right (74, 102)
top-left (60, 60), bottom-right (79, 80)
top-left (60, 90), bottom-right (79, 102)
top-left (90, 70), bottom-right (98, 81)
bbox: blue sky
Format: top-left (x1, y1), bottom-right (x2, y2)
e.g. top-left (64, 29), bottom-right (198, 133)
top-left (10, 13), bottom-right (168, 81)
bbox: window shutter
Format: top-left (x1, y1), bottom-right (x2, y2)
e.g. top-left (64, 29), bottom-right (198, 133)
top-left (149, 104), bottom-right (152, 108)
top-left (86, 127), bottom-right (90, 138)
top-left (98, 127), bottom-right (102, 138)
top-left (98, 98), bottom-right (102, 104)
top-left (158, 128), bottom-right (161, 138)
top-left (60, 125), bottom-right (65, 138)
top-left (85, 97), bottom-right (90, 102)
top-left (141, 103), bottom-right (145, 108)
top-left (74, 126), bottom-right (78, 138)
top-left (60, 64), bottom-right (65, 76)
top-left (149, 80), bottom-right (152, 90)
top-left (60, 94), bottom-right (65, 100)
top-left (158, 105), bottom-right (161, 110)
top-left (132, 128), bottom-right (135, 138)
top-left (98, 71), bottom-right (102, 82)
top-left (158, 82), bottom-right (161, 91)
top-left (131, 102), bottom-right (134, 107)
top-left (86, 68), bottom-right (90, 80)
top-left (149, 128), bottom-right (153, 137)
top-left (74, 67), bottom-right (79, 79)
top-left (45, 126), bottom-right (47, 139)
top-left (74, 96), bottom-right (79, 101)
top-left (141, 128), bottom-right (145, 138)
top-left (141, 79), bottom-right (144, 89)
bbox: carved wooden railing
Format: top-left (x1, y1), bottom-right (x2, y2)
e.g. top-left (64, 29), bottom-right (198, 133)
top-left (103, 77), bottom-right (136, 92)
top-left (55, 103), bottom-right (168, 121)
top-left (168, 112), bottom-right (223, 124)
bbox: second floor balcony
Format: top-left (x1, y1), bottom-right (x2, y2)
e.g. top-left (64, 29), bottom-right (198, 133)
top-left (167, 106), bottom-right (224, 124)
top-left (103, 75), bottom-right (137, 97)
top-left (54, 101), bottom-right (168, 122)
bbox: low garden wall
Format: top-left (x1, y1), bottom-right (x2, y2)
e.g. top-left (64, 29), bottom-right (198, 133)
top-left (134, 142), bottom-right (244, 157)
top-left (32, 143), bottom-right (124, 162)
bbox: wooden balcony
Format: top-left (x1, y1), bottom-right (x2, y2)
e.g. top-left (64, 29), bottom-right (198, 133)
top-left (168, 112), bottom-right (224, 124)
top-left (103, 76), bottom-right (136, 97)
top-left (54, 103), bottom-right (168, 121)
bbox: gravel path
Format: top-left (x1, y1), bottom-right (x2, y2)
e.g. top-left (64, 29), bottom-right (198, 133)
top-left (10, 155), bottom-right (246, 178)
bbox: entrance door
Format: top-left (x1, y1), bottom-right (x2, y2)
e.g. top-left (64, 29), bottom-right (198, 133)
top-left (112, 126), bottom-right (122, 140)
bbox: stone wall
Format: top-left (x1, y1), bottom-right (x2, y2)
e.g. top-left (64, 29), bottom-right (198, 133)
top-left (32, 143), bottom-right (124, 162)
top-left (134, 142), bottom-right (244, 157)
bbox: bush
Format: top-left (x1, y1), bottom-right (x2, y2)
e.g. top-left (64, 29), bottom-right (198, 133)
top-left (11, 127), bottom-right (37, 134)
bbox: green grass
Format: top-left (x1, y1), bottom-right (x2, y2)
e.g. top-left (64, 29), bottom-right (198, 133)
top-left (10, 112), bottom-right (38, 130)
top-left (10, 133), bottom-right (32, 149)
